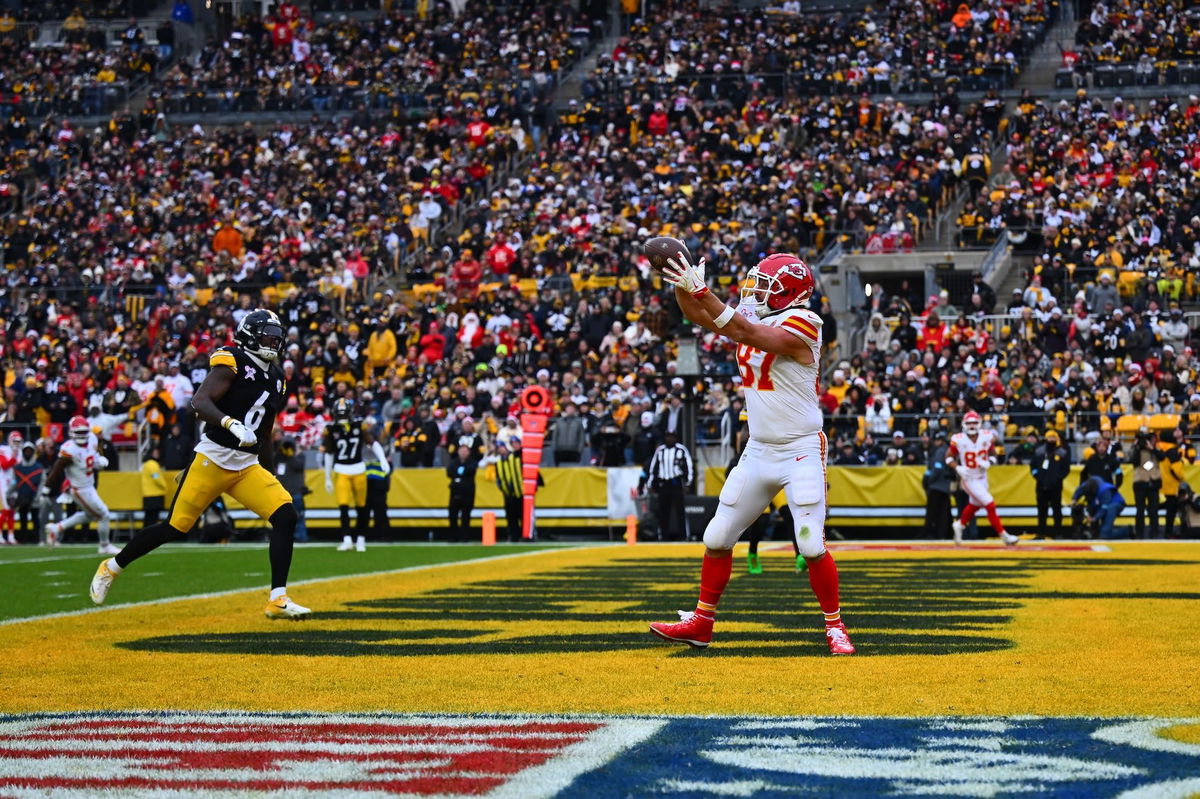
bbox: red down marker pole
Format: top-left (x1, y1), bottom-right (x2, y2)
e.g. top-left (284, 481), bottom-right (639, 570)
top-left (519, 386), bottom-right (552, 540)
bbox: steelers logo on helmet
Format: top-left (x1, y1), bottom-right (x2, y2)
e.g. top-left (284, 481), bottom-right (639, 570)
top-left (333, 396), bottom-right (355, 422)
top-left (235, 309), bottom-right (285, 362)
top-left (741, 253), bottom-right (815, 318)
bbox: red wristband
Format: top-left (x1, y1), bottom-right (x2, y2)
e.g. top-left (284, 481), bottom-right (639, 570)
top-left (692, 286), bottom-right (710, 299)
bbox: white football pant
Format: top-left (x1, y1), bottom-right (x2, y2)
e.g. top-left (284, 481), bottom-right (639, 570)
top-left (959, 474), bottom-right (994, 507)
top-left (703, 432), bottom-right (828, 559)
top-left (59, 486), bottom-right (112, 544)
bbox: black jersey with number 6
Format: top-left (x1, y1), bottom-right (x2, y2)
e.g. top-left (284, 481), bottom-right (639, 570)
top-left (204, 346), bottom-right (285, 454)
top-left (325, 421), bottom-right (365, 466)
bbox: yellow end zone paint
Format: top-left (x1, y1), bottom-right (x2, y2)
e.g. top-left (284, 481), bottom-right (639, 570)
top-left (3, 543), bottom-right (1199, 718)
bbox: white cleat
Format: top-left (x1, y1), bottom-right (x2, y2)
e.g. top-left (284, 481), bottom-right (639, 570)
top-left (952, 521), bottom-right (964, 546)
top-left (265, 595), bottom-right (311, 620)
top-left (336, 540), bottom-right (354, 551)
top-left (1002, 532), bottom-right (1020, 547)
top-left (44, 523), bottom-right (60, 549)
top-left (99, 543), bottom-right (121, 555)
top-left (5, 533), bottom-right (16, 545)
top-left (355, 538), bottom-right (366, 553)
top-left (89, 559), bottom-right (119, 605)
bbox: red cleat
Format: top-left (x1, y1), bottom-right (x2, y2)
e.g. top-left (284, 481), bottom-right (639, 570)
top-left (649, 610), bottom-right (713, 648)
top-left (826, 624), bottom-right (856, 655)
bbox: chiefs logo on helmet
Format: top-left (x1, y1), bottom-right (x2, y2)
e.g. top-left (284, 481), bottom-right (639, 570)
top-left (741, 253), bottom-right (815, 318)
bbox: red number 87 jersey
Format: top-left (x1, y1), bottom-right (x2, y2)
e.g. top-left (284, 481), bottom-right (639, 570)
top-left (948, 430), bottom-right (997, 479)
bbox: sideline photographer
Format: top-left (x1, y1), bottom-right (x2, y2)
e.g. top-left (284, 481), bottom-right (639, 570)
top-left (1130, 426), bottom-right (1162, 539)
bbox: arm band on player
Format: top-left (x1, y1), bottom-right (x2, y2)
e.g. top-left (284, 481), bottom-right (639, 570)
top-left (713, 305), bottom-right (735, 328)
top-left (691, 286), bottom-right (710, 299)
top-left (220, 415), bottom-right (234, 429)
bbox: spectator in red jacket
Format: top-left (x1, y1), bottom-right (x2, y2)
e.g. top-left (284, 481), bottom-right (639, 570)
top-left (919, 311), bottom-right (948, 353)
top-left (485, 235), bottom-right (517, 278)
top-left (646, 104), bottom-right (669, 136)
top-left (450, 249), bottom-right (483, 300)
top-left (419, 322), bottom-right (447, 362)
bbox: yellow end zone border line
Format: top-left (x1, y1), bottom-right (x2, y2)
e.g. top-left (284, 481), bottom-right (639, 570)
top-left (0, 545), bottom-right (613, 629)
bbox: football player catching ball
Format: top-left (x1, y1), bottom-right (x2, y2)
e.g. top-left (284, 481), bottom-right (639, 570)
top-left (649, 250), bottom-right (855, 655)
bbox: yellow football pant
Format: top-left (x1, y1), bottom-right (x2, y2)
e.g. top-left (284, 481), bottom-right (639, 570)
top-left (168, 456), bottom-right (292, 532)
top-left (335, 472), bottom-right (368, 507)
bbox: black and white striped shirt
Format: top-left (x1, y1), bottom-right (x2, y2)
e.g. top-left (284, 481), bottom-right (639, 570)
top-left (645, 442), bottom-right (694, 486)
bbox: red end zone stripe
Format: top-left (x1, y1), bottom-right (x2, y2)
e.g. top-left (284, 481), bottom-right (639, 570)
top-left (0, 777), bottom-right (510, 795)
top-left (0, 746), bottom-right (566, 775)
top-left (30, 720), bottom-right (602, 737)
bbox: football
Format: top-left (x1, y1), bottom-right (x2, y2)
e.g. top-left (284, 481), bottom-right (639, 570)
top-left (642, 236), bottom-right (692, 274)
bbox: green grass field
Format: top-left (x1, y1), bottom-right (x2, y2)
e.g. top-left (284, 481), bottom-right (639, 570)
top-left (0, 543), bottom-right (555, 623)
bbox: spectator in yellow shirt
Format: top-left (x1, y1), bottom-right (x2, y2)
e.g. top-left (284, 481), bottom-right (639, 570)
top-left (140, 447), bottom-right (168, 527)
top-left (365, 319), bottom-right (397, 378)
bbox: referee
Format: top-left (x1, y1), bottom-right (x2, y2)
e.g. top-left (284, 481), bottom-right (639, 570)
top-left (495, 441), bottom-right (525, 542)
top-left (639, 430), bottom-right (694, 541)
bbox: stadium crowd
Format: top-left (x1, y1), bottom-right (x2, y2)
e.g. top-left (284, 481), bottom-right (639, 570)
top-left (0, 0), bottom-right (1198, 546)
top-left (150, 0), bottom-right (585, 115)
top-left (588, 0), bottom-right (1056, 102)
top-left (1065, 0), bottom-right (1200, 86)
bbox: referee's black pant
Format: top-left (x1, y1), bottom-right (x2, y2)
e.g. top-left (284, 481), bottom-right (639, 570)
top-left (367, 482), bottom-right (390, 535)
top-left (448, 490), bottom-right (474, 541)
top-left (1036, 485), bottom-right (1064, 537)
top-left (656, 480), bottom-right (687, 541)
top-left (503, 494), bottom-right (524, 541)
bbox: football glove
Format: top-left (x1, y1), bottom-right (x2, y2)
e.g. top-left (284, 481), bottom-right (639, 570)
top-left (662, 252), bottom-right (708, 296)
top-left (325, 476), bottom-right (334, 494)
top-left (222, 417), bottom-right (257, 447)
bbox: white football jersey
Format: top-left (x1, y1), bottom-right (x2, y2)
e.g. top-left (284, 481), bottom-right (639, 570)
top-left (59, 439), bottom-right (102, 489)
top-left (949, 430), bottom-right (997, 479)
top-left (737, 308), bottom-right (823, 445)
top-left (0, 444), bottom-right (15, 490)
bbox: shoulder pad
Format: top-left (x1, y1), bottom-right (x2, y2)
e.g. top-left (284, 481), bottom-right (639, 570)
top-left (779, 311), bottom-right (821, 341)
top-left (788, 308), bottom-right (824, 326)
top-left (209, 348), bottom-right (238, 370)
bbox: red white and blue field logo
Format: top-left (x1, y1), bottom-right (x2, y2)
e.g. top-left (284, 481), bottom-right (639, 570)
top-left (0, 712), bottom-right (1198, 797)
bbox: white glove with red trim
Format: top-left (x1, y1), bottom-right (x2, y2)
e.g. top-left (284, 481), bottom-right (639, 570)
top-left (662, 252), bottom-right (708, 296)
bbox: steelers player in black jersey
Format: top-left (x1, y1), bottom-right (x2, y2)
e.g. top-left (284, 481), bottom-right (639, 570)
top-left (324, 396), bottom-right (389, 552)
top-left (88, 309), bottom-right (310, 619)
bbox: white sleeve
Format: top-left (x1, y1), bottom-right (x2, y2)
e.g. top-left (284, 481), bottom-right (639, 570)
top-left (371, 440), bottom-right (390, 474)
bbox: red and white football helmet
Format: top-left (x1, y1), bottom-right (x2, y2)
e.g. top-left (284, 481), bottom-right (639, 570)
top-left (962, 411), bottom-right (982, 435)
top-left (6, 431), bottom-right (22, 449)
top-left (740, 253), bottom-right (815, 318)
top-left (68, 416), bottom-right (90, 445)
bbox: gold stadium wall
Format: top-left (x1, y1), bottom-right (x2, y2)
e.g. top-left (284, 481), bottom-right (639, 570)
top-left (91, 465), bottom-right (1190, 530)
top-left (704, 464), bottom-right (1200, 528)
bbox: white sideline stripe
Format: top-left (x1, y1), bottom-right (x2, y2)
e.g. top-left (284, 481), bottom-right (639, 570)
top-left (247, 507), bottom-right (610, 520)
top-left (0, 547), bottom-right (605, 628)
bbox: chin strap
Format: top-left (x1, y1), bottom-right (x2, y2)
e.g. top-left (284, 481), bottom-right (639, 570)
top-left (245, 350), bottom-right (271, 370)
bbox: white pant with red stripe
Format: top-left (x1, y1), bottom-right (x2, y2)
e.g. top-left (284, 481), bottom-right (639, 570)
top-left (58, 485), bottom-right (112, 545)
top-left (958, 472), bottom-right (994, 507)
top-left (704, 432), bottom-right (828, 558)
top-left (68, 486), bottom-right (110, 521)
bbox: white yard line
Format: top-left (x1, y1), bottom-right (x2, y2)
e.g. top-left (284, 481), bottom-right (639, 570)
top-left (0, 546), bottom-right (607, 628)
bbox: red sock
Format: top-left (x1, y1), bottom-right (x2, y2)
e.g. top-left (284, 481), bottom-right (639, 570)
top-left (2, 510), bottom-right (12, 532)
top-left (695, 553), bottom-right (732, 621)
top-left (807, 551), bottom-right (843, 628)
top-left (985, 502), bottom-right (1005, 534)
top-left (960, 504), bottom-right (979, 524)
